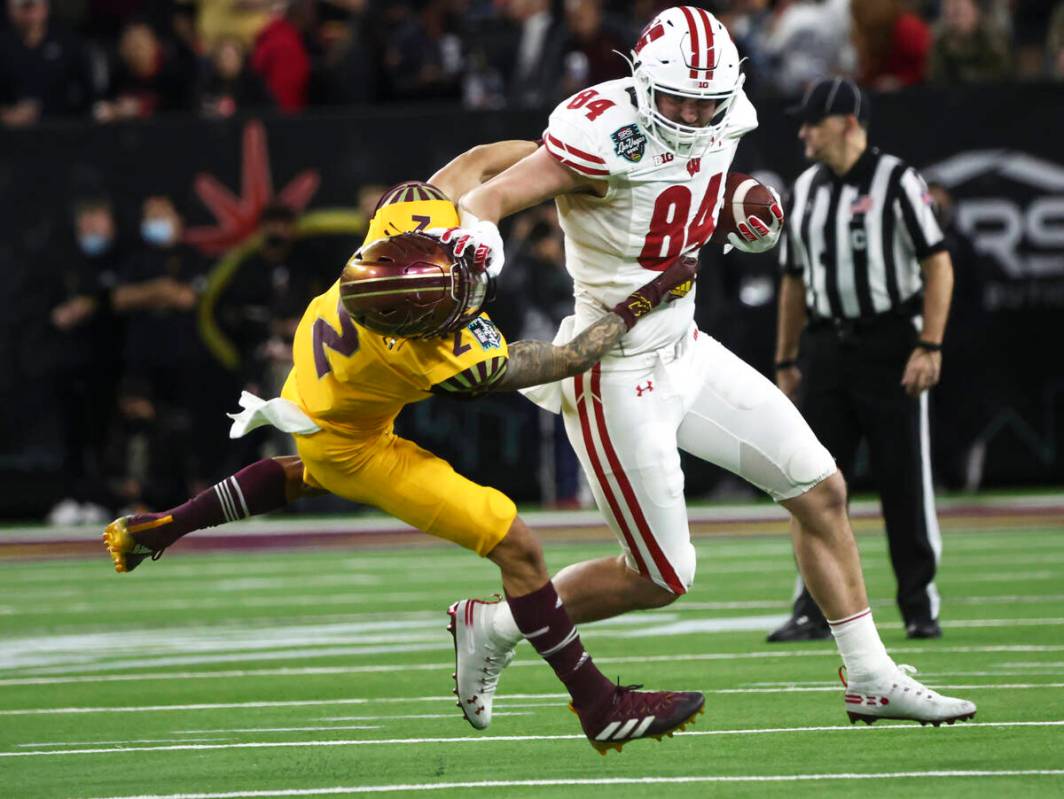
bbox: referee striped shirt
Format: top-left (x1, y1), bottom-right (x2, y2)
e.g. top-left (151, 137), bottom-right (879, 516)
top-left (779, 147), bottom-right (946, 320)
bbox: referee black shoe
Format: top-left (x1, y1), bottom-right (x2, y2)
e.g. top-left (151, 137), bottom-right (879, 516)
top-left (766, 614), bottom-right (832, 643)
top-left (905, 620), bottom-right (942, 639)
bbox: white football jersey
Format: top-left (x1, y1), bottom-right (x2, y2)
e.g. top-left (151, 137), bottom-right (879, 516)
top-left (544, 78), bottom-right (758, 357)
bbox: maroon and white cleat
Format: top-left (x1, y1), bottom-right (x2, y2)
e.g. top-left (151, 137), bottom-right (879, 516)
top-left (447, 597), bottom-right (515, 730)
top-left (574, 683), bottom-right (705, 755)
top-left (841, 664), bottom-right (976, 726)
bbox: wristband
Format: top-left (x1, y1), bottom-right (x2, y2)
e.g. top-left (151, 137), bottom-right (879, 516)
top-left (915, 340), bottom-right (942, 352)
top-left (774, 359), bottom-right (797, 371)
top-left (613, 293), bottom-right (653, 331)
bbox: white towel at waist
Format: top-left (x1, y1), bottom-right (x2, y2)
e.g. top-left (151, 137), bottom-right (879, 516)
top-left (227, 391), bottom-right (321, 438)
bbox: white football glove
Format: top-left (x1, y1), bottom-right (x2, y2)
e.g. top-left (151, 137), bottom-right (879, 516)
top-left (725, 185), bottom-right (785, 254)
top-left (440, 211), bottom-right (506, 277)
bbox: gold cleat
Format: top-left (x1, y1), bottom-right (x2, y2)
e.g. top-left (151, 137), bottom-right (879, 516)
top-left (102, 516), bottom-right (169, 573)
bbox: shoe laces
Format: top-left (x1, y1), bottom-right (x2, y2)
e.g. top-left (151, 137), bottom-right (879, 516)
top-left (478, 651), bottom-right (507, 694)
top-left (611, 678), bottom-right (665, 714)
top-left (893, 664), bottom-right (939, 701)
top-left (476, 626), bottom-right (513, 694)
top-left (614, 678), bottom-right (644, 694)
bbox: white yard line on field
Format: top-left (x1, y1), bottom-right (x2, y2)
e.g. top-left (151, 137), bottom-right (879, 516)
top-left (78, 770), bottom-right (1064, 799)
top-left (4, 642), bottom-right (456, 675)
top-left (962, 572), bottom-right (1060, 583)
top-left (0, 694), bottom-right (570, 716)
top-left (18, 738), bottom-right (227, 747)
top-left (6, 614), bottom-right (1064, 677)
top-left (175, 715), bottom-right (530, 732)
top-left (0, 613), bottom-right (674, 673)
top-left (5, 686), bottom-right (1064, 718)
top-left (11, 598), bottom-right (942, 616)
top-left (610, 616), bottom-right (1064, 637)
top-left (16, 727), bottom-right (379, 746)
top-left (313, 713), bottom-right (535, 723)
top-left (6, 721), bottom-right (1064, 759)
top-left (3, 644), bottom-right (1063, 686)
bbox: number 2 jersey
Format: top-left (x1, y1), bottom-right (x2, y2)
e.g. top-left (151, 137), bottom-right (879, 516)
top-left (543, 78), bottom-right (758, 357)
top-left (281, 190), bottom-right (510, 441)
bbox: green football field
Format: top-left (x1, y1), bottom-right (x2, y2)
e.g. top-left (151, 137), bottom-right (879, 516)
top-left (2, 519), bottom-right (1063, 798)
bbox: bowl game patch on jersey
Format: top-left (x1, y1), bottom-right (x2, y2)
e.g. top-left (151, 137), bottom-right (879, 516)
top-left (467, 317), bottom-right (503, 351)
top-left (611, 124), bottom-right (647, 162)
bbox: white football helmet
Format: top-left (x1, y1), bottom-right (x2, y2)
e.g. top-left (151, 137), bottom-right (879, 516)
top-left (628, 6), bottom-right (745, 157)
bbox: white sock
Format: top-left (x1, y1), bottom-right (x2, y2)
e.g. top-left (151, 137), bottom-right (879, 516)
top-left (828, 608), bottom-right (894, 682)
top-left (490, 600), bottom-right (524, 649)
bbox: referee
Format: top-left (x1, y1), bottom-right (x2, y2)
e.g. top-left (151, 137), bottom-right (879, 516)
top-left (768, 78), bottom-right (955, 642)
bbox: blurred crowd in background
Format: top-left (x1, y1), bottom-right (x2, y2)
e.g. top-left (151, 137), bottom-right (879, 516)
top-left (34, 176), bottom-right (985, 525)
top-left (38, 184), bottom-right (596, 524)
top-left (2, 0), bottom-right (1063, 127)
top-left (3, 0), bottom-right (1057, 523)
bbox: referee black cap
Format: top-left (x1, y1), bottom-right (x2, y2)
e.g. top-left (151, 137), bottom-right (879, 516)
top-left (789, 78), bottom-right (870, 127)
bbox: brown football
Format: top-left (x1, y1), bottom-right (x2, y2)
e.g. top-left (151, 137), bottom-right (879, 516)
top-left (710, 172), bottom-right (782, 244)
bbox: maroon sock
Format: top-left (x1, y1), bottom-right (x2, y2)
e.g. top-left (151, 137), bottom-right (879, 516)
top-left (506, 581), bottom-right (613, 710)
top-left (128, 458), bottom-right (289, 550)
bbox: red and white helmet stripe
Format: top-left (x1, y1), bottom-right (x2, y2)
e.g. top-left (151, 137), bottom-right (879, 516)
top-left (678, 5), bottom-right (717, 80)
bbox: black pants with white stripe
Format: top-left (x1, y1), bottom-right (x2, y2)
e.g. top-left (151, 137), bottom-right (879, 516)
top-left (791, 314), bottom-right (941, 627)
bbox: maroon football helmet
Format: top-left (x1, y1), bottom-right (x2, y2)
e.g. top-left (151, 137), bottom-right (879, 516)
top-left (340, 232), bottom-right (490, 339)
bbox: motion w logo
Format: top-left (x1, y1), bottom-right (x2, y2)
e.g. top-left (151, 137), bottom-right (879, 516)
top-left (635, 381), bottom-right (654, 397)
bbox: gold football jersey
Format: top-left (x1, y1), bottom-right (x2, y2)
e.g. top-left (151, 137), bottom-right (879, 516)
top-left (282, 184), bottom-right (509, 437)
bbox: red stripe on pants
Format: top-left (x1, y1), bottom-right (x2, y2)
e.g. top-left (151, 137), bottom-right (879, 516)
top-left (588, 364), bottom-right (686, 595)
top-left (574, 371), bottom-right (650, 580)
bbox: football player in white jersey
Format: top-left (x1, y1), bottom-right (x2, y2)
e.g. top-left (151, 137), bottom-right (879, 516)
top-left (446, 6), bottom-right (976, 731)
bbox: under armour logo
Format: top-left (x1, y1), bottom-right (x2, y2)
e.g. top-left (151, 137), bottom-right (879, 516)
top-left (687, 158), bottom-right (701, 176)
top-left (635, 381), bottom-right (654, 397)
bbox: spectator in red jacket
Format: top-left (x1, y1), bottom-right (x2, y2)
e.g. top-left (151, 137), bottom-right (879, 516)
top-left (251, 0), bottom-right (312, 112)
top-left (852, 0), bottom-right (931, 90)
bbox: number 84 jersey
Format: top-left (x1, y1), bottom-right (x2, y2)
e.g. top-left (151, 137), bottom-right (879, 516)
top-left (543, 78), bottom-right (758, 357)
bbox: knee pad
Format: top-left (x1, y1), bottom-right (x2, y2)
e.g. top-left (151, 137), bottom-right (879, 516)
top-left (782, 437), bottom-right (836, 486)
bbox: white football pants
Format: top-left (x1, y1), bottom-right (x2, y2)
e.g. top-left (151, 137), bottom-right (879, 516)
top-left (559, 326), bottom-right (836, 594)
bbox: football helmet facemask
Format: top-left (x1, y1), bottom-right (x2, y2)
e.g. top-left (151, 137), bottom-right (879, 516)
top-left (627, 6), bottom-right (745, 158)
top-left (340, 232), bottom-right (491, 339)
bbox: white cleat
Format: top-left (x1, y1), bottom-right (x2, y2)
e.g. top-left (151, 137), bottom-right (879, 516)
top-left (446, 597), bottom-right (516, 730)
top-left (842, 664), bottom-right (977, 726)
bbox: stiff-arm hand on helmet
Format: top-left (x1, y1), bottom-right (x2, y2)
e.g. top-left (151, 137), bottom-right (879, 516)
top-left (440, 215), bottom-right (506, 277)
top-left (726, 185), bottom-right (784, 254)
top-left (612, 255), bottom-right (699, 330)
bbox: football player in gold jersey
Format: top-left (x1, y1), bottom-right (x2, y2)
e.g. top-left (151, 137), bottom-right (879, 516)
top-left (102, 141), bottom-right (703, 752)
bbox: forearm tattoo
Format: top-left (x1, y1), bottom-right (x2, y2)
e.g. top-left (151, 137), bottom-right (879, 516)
top-left (492, 313), bottom-right (627, 392)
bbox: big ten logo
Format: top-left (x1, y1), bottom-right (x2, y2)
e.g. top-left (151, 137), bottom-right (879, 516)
top-left (927, 151), bottom-right (1064, 278)
top-left (655, 152), bottom-right (675, 166)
